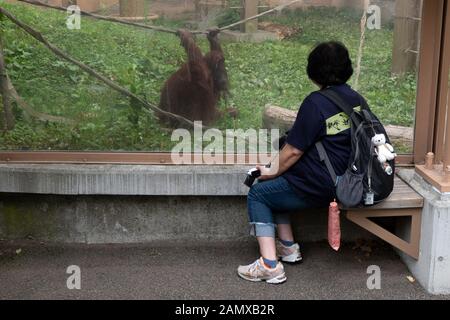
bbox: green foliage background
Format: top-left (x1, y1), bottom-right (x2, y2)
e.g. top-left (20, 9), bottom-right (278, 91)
top-left (0, 2), bottom-right (416, 152)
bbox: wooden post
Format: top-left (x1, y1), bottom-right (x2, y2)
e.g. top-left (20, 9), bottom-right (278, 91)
top-left (241, 0), bottom-right (258, 33)
top-left (75, 0), bottom-right (100, 12)
top-left (194, 0), bottom-right (201, 20)
top-left (441, 68), bottom-right (450, 176)
top-left (0, 34), bottom-right (15, 131)
top-left (447, 71), bottom-right (450, 169)
top-left (46, 0), bottom-right (65, 6)
top-left (391, 0), bottom-right (422, 75)
top-left (61, 0), bottom-right (76, 7)
top-left (425, 152), bottom-right (434, 170)
top-left (119, 0), bottom-right (145, 17)
top-left (331, 0), bottom-right (347, 8)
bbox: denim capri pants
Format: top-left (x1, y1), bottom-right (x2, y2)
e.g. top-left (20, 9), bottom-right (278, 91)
top-left (247, 176), bottom-right (313, 238)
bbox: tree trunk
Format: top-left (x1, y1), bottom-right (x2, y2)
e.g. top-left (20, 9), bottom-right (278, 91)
top-left (392, 0), bottom-right (422, 75)
top-left (262, 105), bottom-right (413, 149)
top-left (119, 0), bottom-right (145, 17)
top-left (241, 0), bottom-right (258, 33)
top-left (75, 0), bottom-right (100, 12)
top-left (0, 35), bottom-right (15, 132)
top-left (194, 0), bottom-right (201, 20)
top-left (262, 105), bottom-right (296, 134)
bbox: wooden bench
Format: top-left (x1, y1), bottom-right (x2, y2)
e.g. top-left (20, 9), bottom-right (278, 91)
top-left (343, 175), bottom-right (423, 259)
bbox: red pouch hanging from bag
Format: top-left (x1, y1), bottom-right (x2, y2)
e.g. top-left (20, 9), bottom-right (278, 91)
top-left (328, 200), bottom-right (341, 251)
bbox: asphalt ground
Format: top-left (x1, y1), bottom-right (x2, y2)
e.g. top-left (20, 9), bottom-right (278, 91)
top-left (0, 239), bottom-right (448, 300)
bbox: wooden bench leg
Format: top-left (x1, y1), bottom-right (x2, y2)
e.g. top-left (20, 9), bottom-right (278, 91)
top-left (346, 208), bottom-right (422, 259)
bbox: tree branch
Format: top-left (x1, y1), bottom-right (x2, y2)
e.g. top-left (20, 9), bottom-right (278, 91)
top-left (7, 74), bottom-right (76, 125)
top-left (0, 31), bottom-right (15, 131)
top-left (0, 6), bottom-right (201, 130)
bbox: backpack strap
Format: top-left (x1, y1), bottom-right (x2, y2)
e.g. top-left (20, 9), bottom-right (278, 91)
top-left (359, 95), bottom-right (370, 111)
top-left (318, 89), bottom-right (355, 117)
top-left (316, 141), bottom-right (337, 185)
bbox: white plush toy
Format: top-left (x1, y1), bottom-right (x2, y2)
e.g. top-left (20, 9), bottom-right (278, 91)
top-left (372, 133), bottom-right (397, 163)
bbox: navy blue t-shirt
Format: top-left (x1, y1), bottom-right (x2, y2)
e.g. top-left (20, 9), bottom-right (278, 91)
top-left (283, 84), bottom-right (362, 206)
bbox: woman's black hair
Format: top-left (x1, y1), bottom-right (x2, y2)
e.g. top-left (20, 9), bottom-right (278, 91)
top-left (307, 41), bottom-right (353, 88)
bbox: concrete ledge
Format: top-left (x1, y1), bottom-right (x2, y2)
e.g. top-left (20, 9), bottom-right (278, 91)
top-left (397, 168), bottom-right (450, 295)
top-left (0, 164), bottom-right (375, 244)
top-left (0, 164), bottom-right (250, 196)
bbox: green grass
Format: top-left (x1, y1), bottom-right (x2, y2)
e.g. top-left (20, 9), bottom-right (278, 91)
top-left (0, 2), bottom-right (416, 152)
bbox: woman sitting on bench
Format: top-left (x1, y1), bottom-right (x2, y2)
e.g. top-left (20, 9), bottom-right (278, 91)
top-left (238, 41), bottom-right (360, 284)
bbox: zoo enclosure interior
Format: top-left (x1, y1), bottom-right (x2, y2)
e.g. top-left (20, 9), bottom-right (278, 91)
top-left (0, 0), bottom-right (446, 166)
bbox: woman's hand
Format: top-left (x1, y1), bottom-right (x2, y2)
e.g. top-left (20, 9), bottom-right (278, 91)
top-left (256, 165), bottom-right (277, 181)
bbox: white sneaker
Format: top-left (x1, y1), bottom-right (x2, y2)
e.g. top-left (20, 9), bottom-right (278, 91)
top-left (276, 240), bottom-right (302, 263)
top-left (237, 257), bottom-right (287, 284)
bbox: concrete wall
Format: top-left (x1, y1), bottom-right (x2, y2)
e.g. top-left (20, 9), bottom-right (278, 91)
top-left (45, 0), bottom-right (116, 12)
top-left (0, 164), bottom-right (373, 243)
top-left (267, 0), bottom-right (395, 23)
top-left (267, 0), bottom-right (363, 9)
top-left (40, 0), bottom-right (396, 25)
top-left (42, 0), bottom-right (395, 18)
top-left (397, 170), bottom-right (450, 295)
top-left (0, 193), bottom-right (372, 244)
